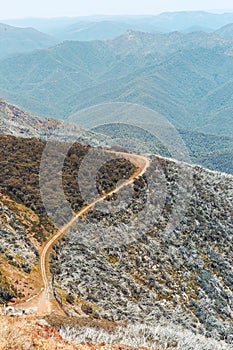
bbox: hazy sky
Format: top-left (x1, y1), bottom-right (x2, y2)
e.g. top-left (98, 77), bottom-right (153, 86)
top-left (1, 0), bottom-right (233, 19)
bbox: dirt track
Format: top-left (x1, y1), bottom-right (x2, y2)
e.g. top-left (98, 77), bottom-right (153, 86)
top-left (16, 152), bottom-right (150, 316)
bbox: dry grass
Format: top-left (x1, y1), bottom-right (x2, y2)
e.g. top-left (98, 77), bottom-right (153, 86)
top-left (45, 314), bottom-right (119, 333)
top-left (0, 316), bottom-right (150, 350)
top-left (0, 316), bottom-right (78, 350)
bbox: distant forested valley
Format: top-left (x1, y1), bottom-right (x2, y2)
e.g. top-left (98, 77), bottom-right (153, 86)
top-left (0, 13), bottom-right (233, 175)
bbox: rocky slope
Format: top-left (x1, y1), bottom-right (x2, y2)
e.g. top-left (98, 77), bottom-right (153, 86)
top-left (0, 317), bottom-right (151, 350)
top-left (1, 97), bottom-right (232, 175)
top-left (0, 98), bottom-right (115, 148)
top-left (0, 98), bottom-right (60, 138)
top-left (0, 134), bottom-right (136, 306)
top-left (0, 200), bottom-right (38, 274)
top-left (50, 155), bottom-right (233, 344)
top-left (0, 194), bottom-right (43, 304)
top-left (0, 103), bottom-right (232, 348)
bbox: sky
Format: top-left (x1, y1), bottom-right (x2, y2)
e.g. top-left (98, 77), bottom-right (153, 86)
top-left (0, 0), bottom-right (233, 19)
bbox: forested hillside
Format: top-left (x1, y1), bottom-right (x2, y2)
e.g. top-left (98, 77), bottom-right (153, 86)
top-left (0, 30), bottom-right (233, 138)
top-left (1, 9), bottom-right (233, 350)
top-left (0, 23), bottom-right (58, 60)
top-left (93, 123), bottom-right (233, 174)
top-left (1, 98), bottom-right (232, 174)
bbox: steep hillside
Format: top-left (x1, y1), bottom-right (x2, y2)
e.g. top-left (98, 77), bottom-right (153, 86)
top-left (0, 134), bottom-right (136, 305)
top-left (0, 316), bottom-right (152, 350)
top-left (215, 23), bottom-right (233, 39)
top-left (0, 194), bottom-right (45, 305)
top-left (0, 23), bottom-right (58, 60)
top-left (0, 135), bottom-right (232, 348)
top-left (1, 98), bottom-right (232, 174)
top-left (0, 31), bottom-right (232, 138)
top-left (0, 134), bottom-right (135, 225)
top-left (50, 156), bottom-right (233, 343)
top-left (0, 98), bottom-right (114, 147)
top-left (93, 123), bottom-right (233, 174)
top-left (0, 98), bottom-right (60, 138)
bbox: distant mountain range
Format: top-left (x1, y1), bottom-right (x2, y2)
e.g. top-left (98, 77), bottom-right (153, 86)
top-left (3, 11), bottom-right (233, 40)
top-left (215, 22), bottom-right (233, 38)
top-left (0, 16), bottom-right (232, 174)
top-left (0, 23), bottom-right (58, 60)
top-left (0, 30), bottom-right (233, 137)
top-left (1, 12), bottom-right (232, 349)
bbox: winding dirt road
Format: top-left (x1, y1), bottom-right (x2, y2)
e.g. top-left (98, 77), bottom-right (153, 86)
top-left (27, 152), bottom-right (150, 315)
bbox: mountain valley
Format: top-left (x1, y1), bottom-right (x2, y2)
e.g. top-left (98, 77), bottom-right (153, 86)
top-left (0, 10), bottom-right (233, 350)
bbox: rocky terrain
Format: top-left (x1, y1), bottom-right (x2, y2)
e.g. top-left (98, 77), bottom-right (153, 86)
top-left (1, 98), bottom-right (232, 175)
top-left (0, 309), bottom-right (232, 349)
top-left (0, 133), bottom-right (136, 306)
top-left (0, 200), bottom-right (38, 274)
top-left (50, 155), bottom-right (233, 344)
top-left (0, 98), bottom-right (61, 138)
top-left (0, 98), bottom-right (120, 148)
top-left (0, 194), bottom-right (43, 304)
top-left (0, 101), bottom-right (232, 349)
top-left (0, 316), bottom-right (152, 350)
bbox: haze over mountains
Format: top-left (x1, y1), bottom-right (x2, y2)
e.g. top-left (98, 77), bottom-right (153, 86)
top-left (0, 15), bottom-right (233, 174)
top-left (0, 23), bottom-right (58, 60)
top-left (4, 11), bottom-right (233, 40)
top-left (1, 28), bottom-right (233, 135)
top-left (1, 98), bottom-right (232, 174)
top-left (0, 11), bottom-right (233, 349)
